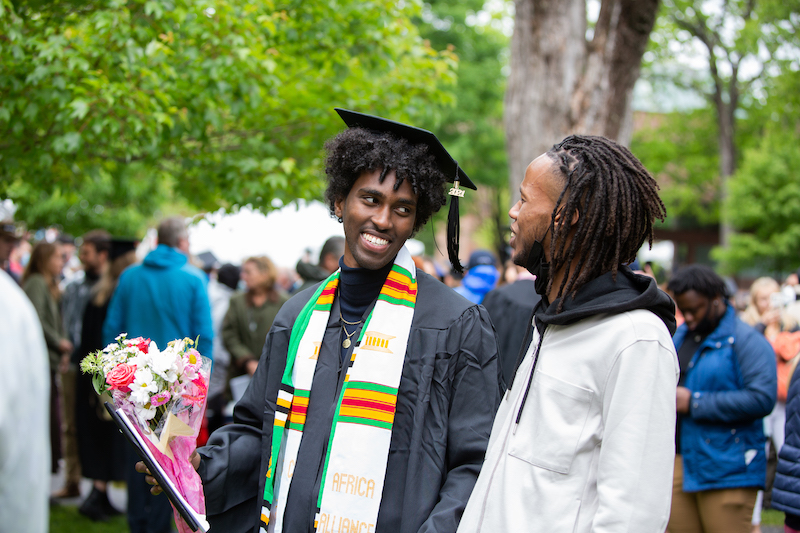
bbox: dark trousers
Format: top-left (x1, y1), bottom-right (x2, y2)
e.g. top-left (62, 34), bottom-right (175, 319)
top-left (125, 445), bottom-right (174, 533)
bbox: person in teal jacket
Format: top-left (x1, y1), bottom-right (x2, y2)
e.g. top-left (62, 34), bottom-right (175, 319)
top-left (102, 217), bottom-right (214, 533)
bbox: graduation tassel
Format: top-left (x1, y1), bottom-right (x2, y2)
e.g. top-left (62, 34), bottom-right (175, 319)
top-left (448, 175), bottom-right (465, 274)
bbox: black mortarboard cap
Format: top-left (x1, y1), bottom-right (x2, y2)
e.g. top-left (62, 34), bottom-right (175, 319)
top-left (110, 238), bottom-right (138, 261)
top-left (197, 251), bottom-right (219, 271)
top-left (334, 108), bottom-right (475, 273)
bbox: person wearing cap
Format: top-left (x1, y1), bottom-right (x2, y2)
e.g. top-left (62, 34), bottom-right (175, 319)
top-left (0, 219), bottom-right (23, 284)
top-left (147, 110), bottom-right (502, 533)
top-left (104, 217), bottom-right (214, 533)
top-left (458, 135), bottom-right (680, 532)
top-left (453, 249), bottom-right (500, 305)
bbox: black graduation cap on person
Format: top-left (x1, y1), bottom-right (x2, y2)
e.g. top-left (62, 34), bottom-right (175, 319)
top-left (110, 238), bottom-right (138, 261)
top-left (196, 251), bottom-right (220, 271)
top-left (334, 108), bottom-right (476, 273)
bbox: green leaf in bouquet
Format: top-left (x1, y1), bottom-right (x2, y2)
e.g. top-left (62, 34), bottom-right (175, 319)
top-left (92, 372), bottom-right (106, 396)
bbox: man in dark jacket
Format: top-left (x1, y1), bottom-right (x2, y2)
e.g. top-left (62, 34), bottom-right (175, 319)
top-left (143, 110), bottom-right (502, 533)
top-left (295, 236), bottom-right (345, 293)
top-left (668, 264), bottom-right (777, 533)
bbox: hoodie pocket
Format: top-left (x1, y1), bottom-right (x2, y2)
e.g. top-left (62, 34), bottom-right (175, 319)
top-left (509, 371), bottom-right (593, 474)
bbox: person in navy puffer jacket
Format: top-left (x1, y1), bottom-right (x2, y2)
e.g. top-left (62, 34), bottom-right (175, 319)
top-left (771, 359), bottom-right (800, 532)
top-left (667, 264), bottom-right (777, 533)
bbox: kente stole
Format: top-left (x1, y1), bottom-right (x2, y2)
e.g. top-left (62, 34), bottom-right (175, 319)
top-left (261, 248), bottom-right (417, 533)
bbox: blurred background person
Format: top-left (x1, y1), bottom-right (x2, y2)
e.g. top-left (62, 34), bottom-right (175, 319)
top-left (60, 229), bottom-right (111, 505)
top-left (769, 354), bottom-right (800, 533)
top-left (222, 255), bottom-right (288, 381)
top-left (481, 265), bottom-right (540, 385)
top-left (73, 238), bottom-right (137, 521)
top-left (103, 216), bottom-right (213, 533)
top-left (206, 262), bottom-right (240, 434)
top-left (22, 240), bottom-right (74, 495)
top-left (294, 235), bottom-right (344, 293)
top-left (454, 249), bottom-right (500, 304)
top-left (0, 218), bottom-right (23, 284)
top-left (667, 265), bottom-right (777, 533)
top-left (0, 269), bottom-right (50, 533)
top-left (741, 276), bottom-right (800, 527)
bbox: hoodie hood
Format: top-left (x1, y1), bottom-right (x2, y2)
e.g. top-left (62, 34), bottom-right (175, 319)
top-left (535, 265), bottom-right (676, 336)
top-left (143, 244), bottom-right (188, 269)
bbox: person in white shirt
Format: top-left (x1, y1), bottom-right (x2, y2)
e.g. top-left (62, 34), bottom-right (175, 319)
top-left (459, 135), bottom-right (680, 533)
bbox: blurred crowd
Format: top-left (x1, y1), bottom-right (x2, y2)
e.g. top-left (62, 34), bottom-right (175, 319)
top-left (6, 211), bottom-right (800, 533)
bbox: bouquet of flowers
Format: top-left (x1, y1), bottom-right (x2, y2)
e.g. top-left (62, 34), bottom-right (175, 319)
top-left (81, 334), bottom-right (211, 533)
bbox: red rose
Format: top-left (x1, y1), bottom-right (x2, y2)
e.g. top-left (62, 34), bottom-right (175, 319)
top-left (106, 363), bottom-right (137, 393)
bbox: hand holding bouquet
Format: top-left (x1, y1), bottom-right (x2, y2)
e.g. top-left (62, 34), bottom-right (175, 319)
top-left (81, 334), bottom-right (211, 533)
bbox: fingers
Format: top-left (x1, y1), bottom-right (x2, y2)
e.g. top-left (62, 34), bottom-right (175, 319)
top-left (135, 461), bottom-right (163, 495)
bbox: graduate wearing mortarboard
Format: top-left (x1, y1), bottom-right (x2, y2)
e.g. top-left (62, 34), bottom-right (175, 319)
top-left (194, 109), bottom-right (502, 533)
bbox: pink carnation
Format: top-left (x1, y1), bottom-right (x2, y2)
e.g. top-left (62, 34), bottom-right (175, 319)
top-left (126, 337), bottom-right (151, 354)
top-left (106, 363), bottom-right (137, 393)
top-left (150, 391), bottom-right (171, 407)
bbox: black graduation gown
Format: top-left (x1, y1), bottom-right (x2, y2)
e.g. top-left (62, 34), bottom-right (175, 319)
top-left (73, 300), bottom-right (127, 481)
top-left (198, 271), bottom-right (502, 533)
top-left (481, 279), bottom-right (541, 385)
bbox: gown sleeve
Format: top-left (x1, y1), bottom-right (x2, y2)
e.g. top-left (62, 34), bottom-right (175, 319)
top-left (418, 304), bottom-right (502, 533)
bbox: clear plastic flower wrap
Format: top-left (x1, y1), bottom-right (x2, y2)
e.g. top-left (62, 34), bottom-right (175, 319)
top-left (81, 334), bottom-right (211, 533)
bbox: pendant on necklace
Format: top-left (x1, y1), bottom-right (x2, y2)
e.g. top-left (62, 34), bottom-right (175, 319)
top-left (342, 338), bottom-right (351, 349)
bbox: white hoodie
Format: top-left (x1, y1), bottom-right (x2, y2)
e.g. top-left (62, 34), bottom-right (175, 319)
top-left (459, 307), bottom-right (679, 533)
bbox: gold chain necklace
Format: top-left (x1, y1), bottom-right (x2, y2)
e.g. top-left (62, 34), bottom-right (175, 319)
top-left (340, 310), bottom-right (362, 349)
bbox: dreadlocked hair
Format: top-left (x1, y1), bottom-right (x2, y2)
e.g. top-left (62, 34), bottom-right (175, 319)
top-left (324, 127), bottom-right (447, 234)
top-left (546, 135), bottom-right (666, 312)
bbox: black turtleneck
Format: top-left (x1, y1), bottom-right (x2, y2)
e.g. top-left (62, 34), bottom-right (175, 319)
top-left (337, 256), bottom-right (394, 361)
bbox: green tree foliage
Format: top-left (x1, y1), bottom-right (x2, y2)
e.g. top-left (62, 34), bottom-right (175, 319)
top-left (714, 131), bottom-right (800, 273)
top-left (631, 108), bottom-right (720, 227)
top-left (0, 0), bottom-right (456, 236)
top-left (415, 0), bottom-right (510, 258)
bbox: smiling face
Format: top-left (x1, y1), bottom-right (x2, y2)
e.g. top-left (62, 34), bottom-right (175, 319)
top-left (334, 169), bottom-right (417, 270)
top-left (508, 154), bottom-right (561, 268)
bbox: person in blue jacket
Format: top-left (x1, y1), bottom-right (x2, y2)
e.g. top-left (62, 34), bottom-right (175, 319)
top-left (103, 216), bottom-right (214, 533)
top-left (771, 358), bottom-right (800, 533)
top-left (454, 249), bottom-right (500, 304)
top-left (667, 264), bottom-right (777, 533)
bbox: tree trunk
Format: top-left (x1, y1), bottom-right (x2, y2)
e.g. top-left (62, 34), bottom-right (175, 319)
top-left (506, 0), bottom-right (659, 200)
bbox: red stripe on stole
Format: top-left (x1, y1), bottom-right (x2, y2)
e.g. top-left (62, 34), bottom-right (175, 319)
top-left (383, 278), bottom-right (417, 296)
top-left (290, 404), bottom-right (308, 415)
top-left (320, 285), bottom-right (337, 297)
top-left (341, 398), bottom-right (396, 413)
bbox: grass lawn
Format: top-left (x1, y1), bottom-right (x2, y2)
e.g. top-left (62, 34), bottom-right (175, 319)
top-left (763, 508), bottom-right (785, 526)
top-left (48, 500), bottom-right (787, 531)
top-left (50, 505), bottom-right (129, 533)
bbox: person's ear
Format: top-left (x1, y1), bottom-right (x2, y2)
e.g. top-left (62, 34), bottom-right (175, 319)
top-left (334, 196), bottom-right (345, 221)
top-left (553, 206), bottom-right (580, 227)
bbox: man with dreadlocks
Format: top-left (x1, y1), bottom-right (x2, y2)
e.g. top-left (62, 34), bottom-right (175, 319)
top-left (140, 109), bottom-right (502, 533)
top-left (458, 135), bottom-right (680, 533)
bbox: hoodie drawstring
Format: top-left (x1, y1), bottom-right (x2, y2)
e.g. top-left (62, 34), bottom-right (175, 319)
top-left (515, 325), bottom-right (546, 426)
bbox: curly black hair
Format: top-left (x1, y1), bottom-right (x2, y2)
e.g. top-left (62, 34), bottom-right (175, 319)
top-left (544, 135), bottom-right (667, 310)
top-left (324, 127), bottom-right (448, 234)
